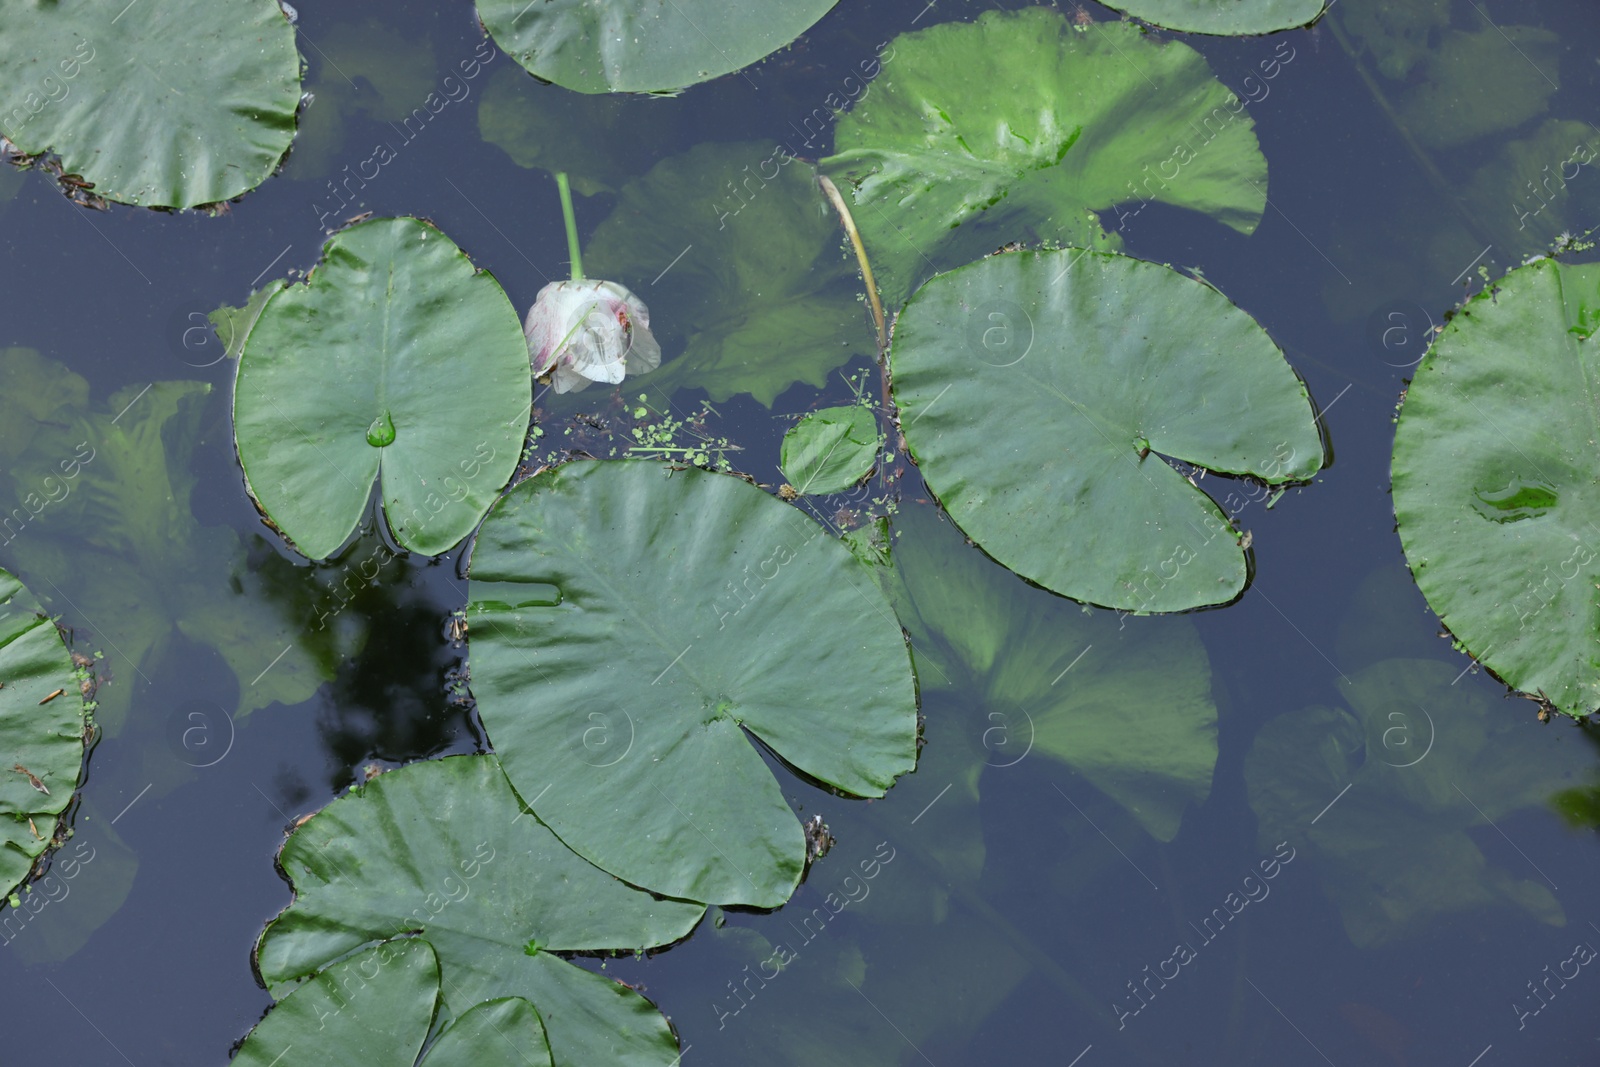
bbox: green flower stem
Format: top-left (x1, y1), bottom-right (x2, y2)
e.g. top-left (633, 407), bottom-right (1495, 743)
top-left (556, 171), bottom-right (584, 281)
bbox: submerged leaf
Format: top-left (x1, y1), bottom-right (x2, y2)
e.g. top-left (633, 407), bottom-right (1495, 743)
top-left (256, 755), bottom-right (698, 1067)
top-left (467, 461), bottom-right (918, 906)
top-left (234, 217), bottom-right (530, 560)
top-left (891, 248), bottom-right (1323, 612)
top-left (822, 9), bottom-right (1269, 304)
top-left (0, 349), bottom-right (346, 729)
top-left (584, 142), bottom-right (870, 407)
top-left (1244, 659), bottom-right (1588, 946)
top-left (1399, 26), bottom-right (1560, 150)
top-left (888, 502), bottom-right (1217, 841)
top-left (477, 66), bottom-right (680, 196)
top-left (0, 0), bottom-right (300, 207)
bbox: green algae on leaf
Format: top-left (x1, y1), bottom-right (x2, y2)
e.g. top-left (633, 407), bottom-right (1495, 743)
top-left (0, 0), bottom-right (300, 208)
top-left (891, 248), bottom-right (1323, 612)
top-left (234, 218), bottom-right (530, 560)
top-left (821, 8), bottom-right (1270, 305)
top-left (466, 461), bottom-right (918, 906)
top-left (1392, 258), bottom-right (1600, 718)
top-left (256, 755), bottom-right (699, 1067)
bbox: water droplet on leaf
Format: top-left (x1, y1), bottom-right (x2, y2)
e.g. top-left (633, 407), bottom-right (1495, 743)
top-left (366, 410), bottom-right (396, 447)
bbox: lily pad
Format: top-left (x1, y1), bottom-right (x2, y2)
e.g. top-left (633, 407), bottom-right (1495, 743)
top-left (257, 754), bottom-right (702, 1067)
top-left (821, 9), bottom-right (1268, 305)
top-left (238, 938), bottom-right (554, 1067)
top-left (0, 568), bottom-right (85, 901)
top-left (476, 0), bottom-right (837, 94)
top-left (780, 406), bottom-right (881, 495)
top-left (888, 502), bottom-right (1217, 841)
top-left (234, 217), bottom-right (530, 560)
top-left (1392, 258), bottom-right (1600, 718)
top-left (584, 141), bottom-right (870, 407)
top-left (891, 248), bottom-right (1323, 612)
top-left (1096, 0), bottom-right (1325, 35)
top-left (466, 460), bottom-right (918, 906)
top-left (0, 0), bottom-right (300, 208)
top-left (1244, 659), bottom-right (1588, 947)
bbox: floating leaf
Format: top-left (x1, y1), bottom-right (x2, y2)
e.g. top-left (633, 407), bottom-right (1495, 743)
top-left (466, 461), bottom-right (918, 906)
top-left (234, 218), bottom-right (530, 560)
top-left (1244, 659), bottom-right (1588, 947)
top-left (1393, 258), bottom-right (1600, 717)
top-left (888, 502), bottom-right (1217, 841)
top-left (0, 568), bottom-right (85, 901)
top-left (780, 406), bottom-right (881, 495)
top-left (0, 0), bottom-right (299, 207)
top-left (238, 937), bottom-right (554, 1067)
top-left (257, 755), bottom-right (701, 1067)
top-left (821, 9), bottom-right (1268, 304)
top-left (584, 142), bottom-right (869, 407)
top-left (1095, 0), bottom-right (1325, 35)
top-left (891, 248), bottom-right (1323, 612)
top-left (476, 0), bottom-right (838, 94)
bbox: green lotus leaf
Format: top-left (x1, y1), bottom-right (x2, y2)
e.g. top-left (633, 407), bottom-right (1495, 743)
top-left (477, 66), bottom-right (680, 197)
top-left (0, 0), bottom-right (300, 208)
top-left (237, 938), bottom-right (554, 1066)
top-left (466, 461), bottom-right (918, 906)
top-left (1399, 26), bottom-right (1560, 151)
top-left (0, 568), bottom-right (86, 901)
top-left (1392, 258), bottom-right (1600, 718)
top-left (257, 754), bottom-right (702, 1067)
top-left (888, 501), bottom-right (1217, 841)
top-left (1244, 659), bottom-right (1589, 947)
top-left (0, 350), bottom-right (347, 729)
top-left (584, 142), bottom-right (870, 407)
top-left (234, 217), bottom-right (530, 560)
top-left (821, 8), bottom-right (1268, 305)
top-left (780, 406), bottom-right (881, 495)
top-left (1097, 0), bottom-right (1325, 35)
top-left (891, 248), bottom-right (1323, 612)
top-left (476, 0), bottom-right (837, 94)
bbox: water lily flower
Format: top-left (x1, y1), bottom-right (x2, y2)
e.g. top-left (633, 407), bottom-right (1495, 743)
top-left (524, 278), bottom-right (661, 394)
top-left (525, 170), bottom-right (662, 394)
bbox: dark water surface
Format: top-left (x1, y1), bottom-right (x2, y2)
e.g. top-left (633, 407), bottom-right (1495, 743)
top-left (4, 0), bottom-right (1600, 1063)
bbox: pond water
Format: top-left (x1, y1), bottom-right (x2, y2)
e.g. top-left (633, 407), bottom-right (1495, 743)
top-left (4, 0), bottom-right (1600, 1063)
